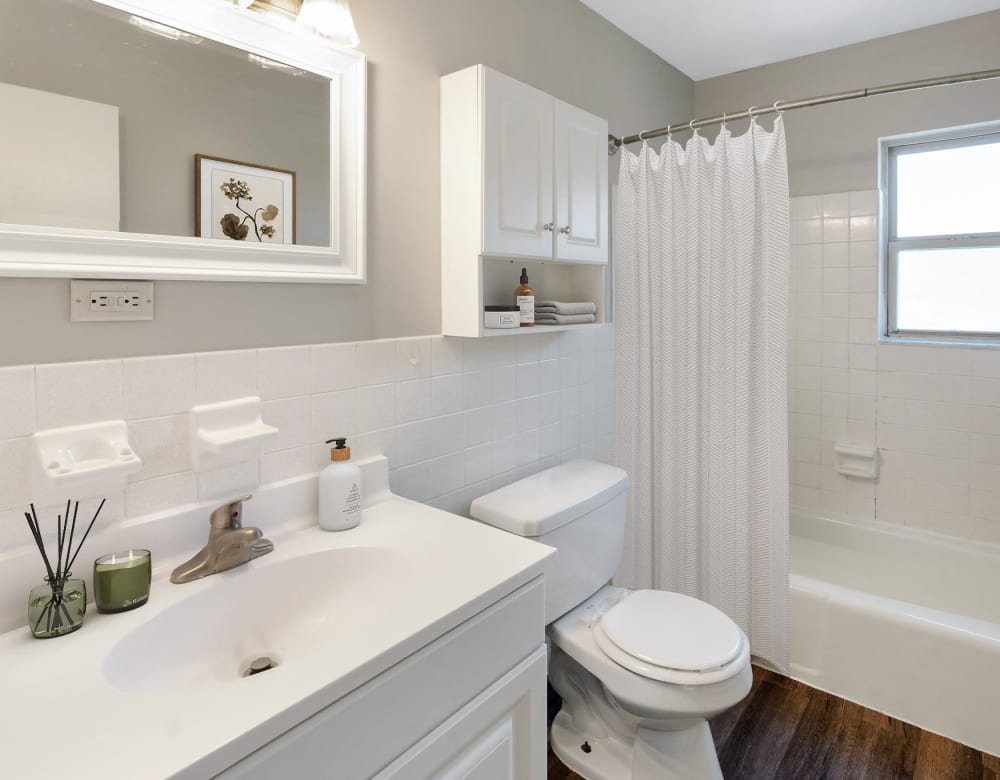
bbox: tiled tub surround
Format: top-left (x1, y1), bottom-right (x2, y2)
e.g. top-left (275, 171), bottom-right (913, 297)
top-left (790, 191), bottom-right (1000, 545)
top-left (0, 327), bottom-right (615, 555)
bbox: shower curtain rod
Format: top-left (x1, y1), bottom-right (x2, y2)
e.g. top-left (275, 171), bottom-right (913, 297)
top-left (607, 68), bottom-right (1000, 154)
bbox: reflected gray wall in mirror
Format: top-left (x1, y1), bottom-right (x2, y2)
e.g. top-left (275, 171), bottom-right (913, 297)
top-left (0, 0), bottom-right (331, 247)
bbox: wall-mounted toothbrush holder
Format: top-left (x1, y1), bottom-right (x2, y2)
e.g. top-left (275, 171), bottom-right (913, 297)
top-left (833, 441), bottom-right (879, 480)
top-left (32, 420), bottom-right (142, 504)
top-left (190, 396), bottom-right (278, 472)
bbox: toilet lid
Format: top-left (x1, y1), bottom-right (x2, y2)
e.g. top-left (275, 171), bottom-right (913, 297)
top-left (599, 590), bottom-right (744, 673)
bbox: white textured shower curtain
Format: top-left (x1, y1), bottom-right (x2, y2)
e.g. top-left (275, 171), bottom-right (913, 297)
top-left (614, 118), bottom-right (790, 671)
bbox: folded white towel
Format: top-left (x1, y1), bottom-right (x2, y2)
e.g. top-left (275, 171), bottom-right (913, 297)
top-left (535, 313), bottom-right (596, 325)
top-left (535, 301), bottom-right (597, 316)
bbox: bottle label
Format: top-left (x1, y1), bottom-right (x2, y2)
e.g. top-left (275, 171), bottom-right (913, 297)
top-left (516, 295), bottom-right (534, 324)
top-left (344, 483), bottom-right (362, 517)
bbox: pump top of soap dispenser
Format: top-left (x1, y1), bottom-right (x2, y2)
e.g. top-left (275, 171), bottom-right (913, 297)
top-left (325, 437), bottom-right (351, 461)
top-left (520, 268), bottom-right (529, 284)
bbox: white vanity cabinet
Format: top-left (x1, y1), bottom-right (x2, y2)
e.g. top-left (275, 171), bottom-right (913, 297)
top-left (218, 579), bottom-right (548, 780)
top-left (441, 65), bottom-right (609, 337)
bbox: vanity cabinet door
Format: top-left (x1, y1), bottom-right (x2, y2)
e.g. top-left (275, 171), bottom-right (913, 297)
top-left (482, 69), bottom-right (555, 259)
top-left (554, 100), bottom-right (608, 264)
top-left (377, 645), bottom-right (548, 780)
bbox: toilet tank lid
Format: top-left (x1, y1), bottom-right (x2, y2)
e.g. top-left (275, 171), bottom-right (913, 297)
top-left (470, 459), bottom-right (628, 537)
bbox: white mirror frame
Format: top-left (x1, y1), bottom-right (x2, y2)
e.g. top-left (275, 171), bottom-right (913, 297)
top-left (0, 0), bottom-right (366, 284)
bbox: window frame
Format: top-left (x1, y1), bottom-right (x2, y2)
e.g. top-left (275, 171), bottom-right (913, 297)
top-left (880, 121), bottom-right (1000, 344)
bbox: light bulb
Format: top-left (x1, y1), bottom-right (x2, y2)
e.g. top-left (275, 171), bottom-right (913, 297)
top-left (297, 0), bottom-right (359, 47)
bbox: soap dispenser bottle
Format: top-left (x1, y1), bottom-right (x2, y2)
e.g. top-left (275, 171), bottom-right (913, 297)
top-left (319, 438), bottom-right (362, 531)
top-left (515, 267), bottom-right (534, 327)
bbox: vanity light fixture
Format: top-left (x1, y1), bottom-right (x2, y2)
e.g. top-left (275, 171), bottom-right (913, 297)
top-left (296, 0), bottom-right (359, 47)
top-left (128, 15), bottom-right (203, 44)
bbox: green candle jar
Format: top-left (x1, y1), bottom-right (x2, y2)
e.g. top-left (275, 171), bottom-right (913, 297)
top-left (94, 549), bottom-right (151, 613)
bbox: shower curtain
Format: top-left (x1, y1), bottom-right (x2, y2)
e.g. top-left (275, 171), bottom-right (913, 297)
top-left (614, 117), bottom-right (790, 671)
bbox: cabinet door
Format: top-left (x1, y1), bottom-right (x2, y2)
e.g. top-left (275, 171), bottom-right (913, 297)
top-left (482, 69), bottom-right (554, 259)
top-left (377, 646), bottom-right (548, 780)
top-left (554, 100), bottom-right (608, 264)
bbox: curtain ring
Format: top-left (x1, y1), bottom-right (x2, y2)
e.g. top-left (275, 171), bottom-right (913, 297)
top-left (747, 106), bottom-right (758, 119)
top-left (773, 99), bottom-right (785, 115)
top-left (721, 111), bottom-right (727, 129)
top-left (689, 119), bottom-right (697, 134)
top-left (637, 129), bottom-right (646, 142)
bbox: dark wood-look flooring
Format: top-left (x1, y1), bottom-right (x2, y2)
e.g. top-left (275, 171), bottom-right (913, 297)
top-left (548, 666), bottom-right (1000, 780)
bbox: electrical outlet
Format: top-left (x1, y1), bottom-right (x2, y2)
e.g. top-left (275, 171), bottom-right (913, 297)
top-left (71, 280), bottom-right (155, 322)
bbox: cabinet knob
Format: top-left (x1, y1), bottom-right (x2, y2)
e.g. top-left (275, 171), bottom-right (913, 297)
top-left (542, 223), bottom-right (554, 232)
top-left (559, 225), bottom-right (571, 235)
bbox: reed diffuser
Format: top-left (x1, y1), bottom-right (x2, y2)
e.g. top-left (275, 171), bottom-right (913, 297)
top-left (23, 499), bottom-right (105, 639)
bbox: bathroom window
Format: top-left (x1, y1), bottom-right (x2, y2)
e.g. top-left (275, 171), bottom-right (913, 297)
top-left (882, 124), bottom-right (1000, 342)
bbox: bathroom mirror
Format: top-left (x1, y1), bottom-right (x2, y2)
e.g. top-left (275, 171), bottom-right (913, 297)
top-left (0, 0), bottom-right (365, 282)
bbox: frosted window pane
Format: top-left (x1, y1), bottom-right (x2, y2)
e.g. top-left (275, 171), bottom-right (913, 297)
top-left (897, 247), bottom-right (1000, 332)
top-left (896, 140), bottom-right (1000, 237)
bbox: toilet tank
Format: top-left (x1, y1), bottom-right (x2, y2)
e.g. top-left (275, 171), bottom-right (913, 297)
top-left (470, 460), bottom-right (629, 624)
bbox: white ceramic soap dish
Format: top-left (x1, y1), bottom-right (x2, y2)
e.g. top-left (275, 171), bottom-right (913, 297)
top-left (190, 396), bottom-right (278, 471)
top-left (32, 420), bottom-right (142, 503)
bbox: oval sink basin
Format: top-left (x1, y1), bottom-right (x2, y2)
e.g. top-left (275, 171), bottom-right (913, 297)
top-left (105, 546), bottom-right (413, 693)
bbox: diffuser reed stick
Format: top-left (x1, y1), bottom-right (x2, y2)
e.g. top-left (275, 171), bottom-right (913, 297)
top-left (23, 499), bottom-right (105, 637)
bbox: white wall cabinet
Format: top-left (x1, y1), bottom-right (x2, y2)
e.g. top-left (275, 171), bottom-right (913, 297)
top-left (442, 65), bottom-right (609, 337)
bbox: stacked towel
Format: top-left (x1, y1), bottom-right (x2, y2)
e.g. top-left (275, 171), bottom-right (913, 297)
top-left (536, 313), bottom-right (596, 325)
top-left (535, 301), bottom-right (597, 316)
top-left (535, 300), bottom-right (597, 325)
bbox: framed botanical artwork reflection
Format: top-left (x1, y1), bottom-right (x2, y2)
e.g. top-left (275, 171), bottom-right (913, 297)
top-left (196, 155), bottom-right (296, 244)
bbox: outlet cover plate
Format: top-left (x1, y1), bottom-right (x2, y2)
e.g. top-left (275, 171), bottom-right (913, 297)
top-left (71, 279), bottom-right (155, 322)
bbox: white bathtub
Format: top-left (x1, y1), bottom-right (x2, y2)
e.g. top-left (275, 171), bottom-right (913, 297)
top-left (790, 510), bottom-right (1000, 756)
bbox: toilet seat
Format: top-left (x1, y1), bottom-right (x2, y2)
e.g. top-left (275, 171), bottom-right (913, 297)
top-left (593, 590), bottom-right (749, 685)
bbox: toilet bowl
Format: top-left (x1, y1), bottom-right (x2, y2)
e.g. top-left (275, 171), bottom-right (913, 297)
top-left (471, 460), bottom-right (752, 780)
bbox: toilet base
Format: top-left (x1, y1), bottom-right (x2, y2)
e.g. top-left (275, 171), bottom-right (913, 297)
top-left (548, 643), bottom-right (728, 780)
top-left (551, 712), bottom-right (723, 780)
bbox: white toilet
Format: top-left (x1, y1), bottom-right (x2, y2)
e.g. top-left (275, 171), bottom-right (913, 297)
top-left (470, 459), bottom-right (752, 780)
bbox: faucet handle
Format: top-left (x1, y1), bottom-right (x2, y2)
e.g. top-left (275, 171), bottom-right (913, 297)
top-left (209, 494), bottom-right (253, 529)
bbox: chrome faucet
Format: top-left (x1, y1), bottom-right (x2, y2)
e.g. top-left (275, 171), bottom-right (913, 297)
top-left (170, 495), bottom-right (274, 584)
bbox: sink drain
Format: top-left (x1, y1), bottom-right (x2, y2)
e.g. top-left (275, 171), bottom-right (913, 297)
top-left (243, 656), bottom-right (278, 677)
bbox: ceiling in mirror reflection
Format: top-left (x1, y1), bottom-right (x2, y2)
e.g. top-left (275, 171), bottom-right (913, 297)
top-left (0, 0), bottom-right (332, 248)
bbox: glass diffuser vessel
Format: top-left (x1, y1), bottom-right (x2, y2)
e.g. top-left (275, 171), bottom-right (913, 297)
top-left (28, 576), bottom-right (86, 639)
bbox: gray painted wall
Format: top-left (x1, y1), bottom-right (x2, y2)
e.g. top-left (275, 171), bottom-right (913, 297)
top-left (693, 10), bottom-right (1000, 196)
top-left (0, 0), bottom-right (692, 367)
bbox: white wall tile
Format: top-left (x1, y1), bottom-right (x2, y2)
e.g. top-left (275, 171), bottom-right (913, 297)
top-left (516, 363), bottom-right (539, 398)
top-left (356, 383), bottom-right (397, 433)
top-left (822, 192), bottom-right (850, 218)
top-left (821, 243), bottom-right (849, 268)
top-left (0, 438), bottom-right (31, 512)
top-left (260, 446), bottom-right (317, 485)
top-left (310, 343), bottom-right (356, 393)
top-left (195, 350), bottom-right (256, 405)
top-left (823, 217), bottom-right (849, 242)
top-left (128, 415), bottom-right (190, 480)
top-left (311, 389), bottom-right (357, 438)
top-left (262, 397), bottom-right (313, 452)
top-left (849, 190), bottom-right (877, 216)
top-left (432, 374), bottom-right (463, 417)
top-left (396, 338), bottom-right (433, 381)
top-left (849, 215), bottom-right (877, 242)
top-left (126, 473), bottom-right (197, 518)
top-left (0, 366), bottom-right (35, 439)
top-left (36, 359), bottom-right (124, 429)
top-left (124, 355), bottom-right (195, 419)
top-left (198, 460), bottom-right (259, 501)
top-left (431, 338), bottom-right (464, 376)
top-left (257, 346), bottom-right (309, 400)
top-left (357, 340), bottom-right (397, 387)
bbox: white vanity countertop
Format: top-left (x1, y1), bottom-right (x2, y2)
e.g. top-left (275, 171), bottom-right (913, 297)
top-left (0, 485), bottom-right (553, 779)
